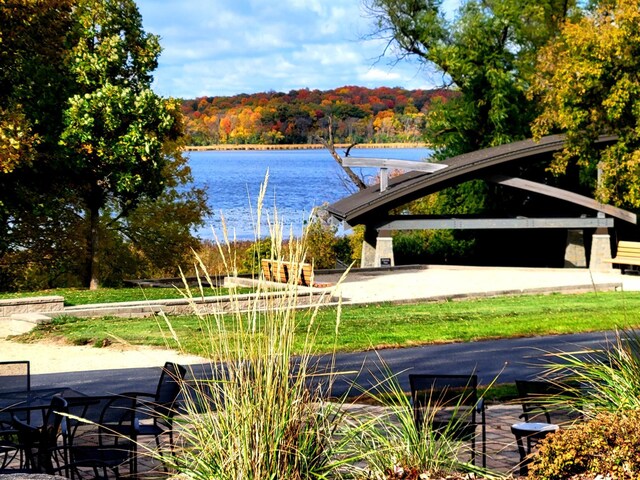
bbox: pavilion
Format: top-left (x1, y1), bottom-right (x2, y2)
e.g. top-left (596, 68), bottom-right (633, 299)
top-left (327, 134), bottom-right (637, 270)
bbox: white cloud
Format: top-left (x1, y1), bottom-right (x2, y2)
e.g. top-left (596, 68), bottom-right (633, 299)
top-left (136, 0), bottom-right (434, 98)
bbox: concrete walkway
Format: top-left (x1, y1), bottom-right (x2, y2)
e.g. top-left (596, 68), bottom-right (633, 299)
top-left (318, 265), bottom-right (640, 304)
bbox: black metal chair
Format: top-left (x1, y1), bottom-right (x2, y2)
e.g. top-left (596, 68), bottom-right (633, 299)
top-left (0, 360), bottom-right (31, 469)
top-left (512, 379), bottom-right (566, 476)
top-left (409, 373), bottom-right (486, 468)
top-left (515, 379), bottom-right (567, 423)
top-left (11, 395), bottom-right (68, 475)
top-left (128, 362), bottom-right (186, 461)
top-left (62, 394), bottom-right (138, 479)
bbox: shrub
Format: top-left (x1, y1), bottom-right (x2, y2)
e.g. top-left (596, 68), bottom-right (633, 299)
top-left (528, 409), bottom-right (640, 479)
top-left (304, 215), bottom-right (340, 269)
top-left (241, 237), bottom-right (272, 274)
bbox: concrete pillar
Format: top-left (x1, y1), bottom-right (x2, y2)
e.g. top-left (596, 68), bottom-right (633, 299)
top-left (374, 230), bottom-right (395, 267)
top-left (589, 231), bottom-right (614, 272)
top-left (564, 229), bottom-right (587, 268)
top-left (360, 226), bottom-right (377, 268)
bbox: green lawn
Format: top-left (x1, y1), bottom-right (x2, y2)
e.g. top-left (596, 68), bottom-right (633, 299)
top-left (16, 291), bottom-right (640, 355)
top-left (0, 286), bottom-right (250, 306)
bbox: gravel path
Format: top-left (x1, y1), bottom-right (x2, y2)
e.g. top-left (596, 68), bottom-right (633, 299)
top-left (0, 338), bottom-right (206, 374)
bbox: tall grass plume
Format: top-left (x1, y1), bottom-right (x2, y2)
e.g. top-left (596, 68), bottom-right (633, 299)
top-left (158, 175), bottom-right (353, 480)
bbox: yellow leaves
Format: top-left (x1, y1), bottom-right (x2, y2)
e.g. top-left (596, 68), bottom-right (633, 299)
top-left (602, 76), bottom-right (639, 122)
top-left (0, 109), bottom-right (38, 174)
top-left (530, 0), bottom-right (640, 207)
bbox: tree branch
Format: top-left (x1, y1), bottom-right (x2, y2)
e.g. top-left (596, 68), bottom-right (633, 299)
top-left (315, 136), bottom-right (367, 191)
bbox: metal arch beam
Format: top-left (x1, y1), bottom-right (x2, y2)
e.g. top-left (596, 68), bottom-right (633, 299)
top-left (342, 157), bottom-right (447, 192)
top-left (342, 157), bottom-right (447, 173)
top-left (327, 134), bottom-right (622, 225)
top-left (486, 174), bottom-right (637, 224)
top-left (375, 216), bottom-right (614, 231)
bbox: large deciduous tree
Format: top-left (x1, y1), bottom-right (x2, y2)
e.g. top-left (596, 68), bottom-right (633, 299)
top-left (364, 0), bottom-right (580, 220)
top-left (59, 0), bottom-right (183, 289)
top-left (0, 0), bottom-right (209, 290)
top-left (530, 0), bottom-right (640, 209)
top-left (0, 0), bottom-right (73, 175)
top-left (365, 0), bottom-right (577, 159)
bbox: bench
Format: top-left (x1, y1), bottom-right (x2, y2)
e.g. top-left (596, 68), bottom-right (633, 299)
top-left (606, 240), bottom-right (640, 269)
top-left (261, 259), bottom-right (314, 287)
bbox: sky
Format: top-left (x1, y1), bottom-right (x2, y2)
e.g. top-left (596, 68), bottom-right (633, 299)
top-left (135, 0), bottom-right (445, 99)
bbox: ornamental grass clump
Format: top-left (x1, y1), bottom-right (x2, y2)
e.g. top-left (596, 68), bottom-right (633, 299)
top-left (540, 328), bottom-right (640, 416)
top-left (348, 364), bottom-right (496, 480)
top-left (156, 176), bottom-right (356, 480)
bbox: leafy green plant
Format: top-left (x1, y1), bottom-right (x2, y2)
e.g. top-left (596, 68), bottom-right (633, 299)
top-left (241, 238), bottom-right (272, 274)
top-left (528, 409), bottom-right (640, 480)
top-left (304, 213), bottom-right (340, 269)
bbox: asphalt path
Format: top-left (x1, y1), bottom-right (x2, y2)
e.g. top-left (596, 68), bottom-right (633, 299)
top-left (29, 330), bottom-right (617, 397)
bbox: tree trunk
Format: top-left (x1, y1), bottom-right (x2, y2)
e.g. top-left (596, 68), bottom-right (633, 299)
top-left (316, 137), bottom-right (367, 191)
top-left (87, 202), bottom-right (100, 290)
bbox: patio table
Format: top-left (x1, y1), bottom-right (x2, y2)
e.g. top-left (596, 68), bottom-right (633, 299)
top-left (0, 388), bottom-right (86, 415)
top-left (0, 387), bottom-right (87, 428)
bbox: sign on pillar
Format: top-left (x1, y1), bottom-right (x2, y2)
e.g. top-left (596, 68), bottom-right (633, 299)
top-left (375, 230), bottom-right (395, 267)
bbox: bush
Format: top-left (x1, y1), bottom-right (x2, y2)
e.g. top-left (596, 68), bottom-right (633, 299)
top-left (528, 409), bottom-right (640, 479)
top-left (304, 216), bottom-right (340, 269)
top-left (241, 238), bottom-right (272, 274)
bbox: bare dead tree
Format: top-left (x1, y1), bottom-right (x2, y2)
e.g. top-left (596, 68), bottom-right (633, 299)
top-left (315, 116), bottom-right (367, 191)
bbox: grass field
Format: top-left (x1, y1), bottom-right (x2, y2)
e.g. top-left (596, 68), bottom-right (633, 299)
top-left (0, 286), bottom-right (251, 306)
top-left (16, 290), bottom-right (640, 355)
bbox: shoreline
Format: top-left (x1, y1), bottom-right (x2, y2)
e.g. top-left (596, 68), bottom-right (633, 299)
top-left (184, 142), bottom-right (429, 151)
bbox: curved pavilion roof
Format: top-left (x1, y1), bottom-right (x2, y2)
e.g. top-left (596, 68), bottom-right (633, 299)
top-left (327, 134), bottom-right (636, 228)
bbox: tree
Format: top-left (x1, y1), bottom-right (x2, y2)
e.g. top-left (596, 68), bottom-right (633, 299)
top-left (0, 0), bottom-right (209, 290)
top-left (56, 0), bottom-right (186, 289)
top-left (0, 0), bottom-right (74, 175)
top-left (364, 0), bottom-right (577, 159)
top-left (530, 0), bottom-right (640, 209)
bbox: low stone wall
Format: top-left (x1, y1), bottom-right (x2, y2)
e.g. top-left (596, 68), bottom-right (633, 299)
top-left (0, 296), bottom-right (64, 318)
top-left (61, 287), bottom-right (336, 318)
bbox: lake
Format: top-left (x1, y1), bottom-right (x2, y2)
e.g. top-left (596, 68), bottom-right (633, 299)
top-left (187, 147), bottom-right (430, 240)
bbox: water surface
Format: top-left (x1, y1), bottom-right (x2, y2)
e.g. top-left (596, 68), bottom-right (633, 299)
top-left (187, 147), bottom-right (430, 240)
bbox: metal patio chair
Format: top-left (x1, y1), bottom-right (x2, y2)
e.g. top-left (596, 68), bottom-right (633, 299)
top-left (63, 394), bottom-right (138, 479)
top-left (11, 395), bottom-right (68, 475)
top-left (126, 362), bottom-right (186, 465)
top-left (0, 360), bottom-right (31, 469)
top-left (409, 373), bottom-right (486, 468)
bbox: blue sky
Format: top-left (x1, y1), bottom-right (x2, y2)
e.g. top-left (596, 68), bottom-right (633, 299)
top-left (136, 0), bottom-right (448, 99)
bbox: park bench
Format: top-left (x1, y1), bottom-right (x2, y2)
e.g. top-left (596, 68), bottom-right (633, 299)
top-left (261, 259), bottom-right (314, 287)
top-left (606, 240), bottom-right (640, 270)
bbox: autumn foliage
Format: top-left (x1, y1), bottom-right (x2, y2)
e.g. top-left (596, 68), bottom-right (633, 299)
top-left (180, 86), bottom-right (455, 145)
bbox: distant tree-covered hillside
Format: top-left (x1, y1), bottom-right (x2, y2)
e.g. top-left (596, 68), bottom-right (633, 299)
top-left (181, 86), bottom-right (454, 145)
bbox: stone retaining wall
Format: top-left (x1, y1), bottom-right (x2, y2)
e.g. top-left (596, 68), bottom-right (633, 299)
top-left (0, 296), bottom-right (64, 318)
